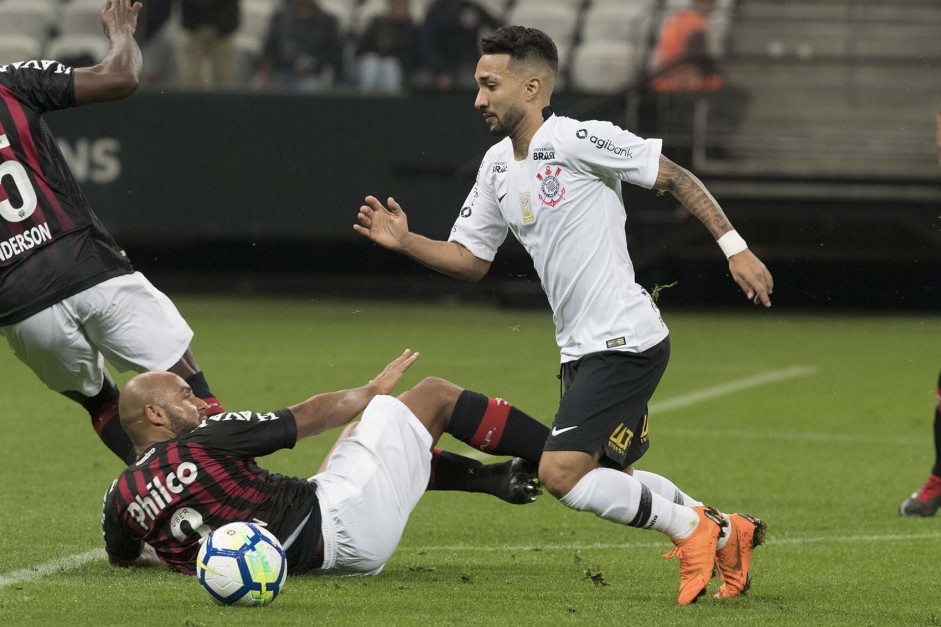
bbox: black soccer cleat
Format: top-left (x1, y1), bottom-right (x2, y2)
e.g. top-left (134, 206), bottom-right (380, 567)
top-left (899, 491), bottom-right (941, 517)
top-left (495, 458), bottom-right (541, 505)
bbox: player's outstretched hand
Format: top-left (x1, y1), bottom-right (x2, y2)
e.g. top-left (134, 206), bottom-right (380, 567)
top-left (354, 196), bottom-right (410, 251)
top-left (101, 0), bottom-right (142, 38)
top-left (368, 349), bottom-right (420, 396)
top-left (729, 250), bottom-right (774, 307)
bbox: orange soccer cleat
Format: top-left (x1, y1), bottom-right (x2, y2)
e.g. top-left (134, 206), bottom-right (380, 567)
top-left (714, 513), bottom-right (767, 599)
top-left (663, 506), bottom-right (723, 605)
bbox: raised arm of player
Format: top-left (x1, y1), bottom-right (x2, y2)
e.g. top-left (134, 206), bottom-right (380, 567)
top-left (73, 0), bottom-right (143, 105)
top-left (355, 196), bottom-right (492, 282)
top-left (655, 155), bottom-right (774, 307)
top-left (289, 349), bottom-right (421, 440)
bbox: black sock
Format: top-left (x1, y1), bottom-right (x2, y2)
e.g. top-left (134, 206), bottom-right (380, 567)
top-left (184, 370), bottom-right (224, 416)
top-left (932, 369), bottom-right (941, 477)
top-left (427, 448), bottom-right (513, 495)
top-left (79, 382), bottom-right (135, 464)
top-left (447, 391), bottom-right (549, 462)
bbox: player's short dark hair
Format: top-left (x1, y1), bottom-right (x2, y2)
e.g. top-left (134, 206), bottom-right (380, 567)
top-left (480, 26), bottom-right (559, 76)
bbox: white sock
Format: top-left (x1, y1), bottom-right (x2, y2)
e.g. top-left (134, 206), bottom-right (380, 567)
top-left (632, 469), bottom-right (732, 548)
top-left (631, 469), bottom-right (704, 507)
top-left (559, 468), bottom-right (700, 541)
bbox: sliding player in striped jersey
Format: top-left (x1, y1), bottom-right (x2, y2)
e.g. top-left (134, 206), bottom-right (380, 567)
top-left (103, 350), bottom-right (547, 575)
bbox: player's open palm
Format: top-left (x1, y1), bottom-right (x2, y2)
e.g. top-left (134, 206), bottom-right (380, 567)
top-left (355, 196), bottom-right (410, 251)
top-left (101, 0), bottom-right (142, 37)
top-left (368, 349), bottom-right (420, 396)
top-left (729, 250), bottom-right (774, 307)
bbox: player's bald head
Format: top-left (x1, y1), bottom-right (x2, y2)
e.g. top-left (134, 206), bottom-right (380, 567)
top-left (119, 372), bottom-right (179, 433)
top-left (480, 26), bottom-right (558, 91)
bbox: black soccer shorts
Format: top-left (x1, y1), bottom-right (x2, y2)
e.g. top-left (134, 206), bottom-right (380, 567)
top-left (544, 337), bottom-right (670, 469)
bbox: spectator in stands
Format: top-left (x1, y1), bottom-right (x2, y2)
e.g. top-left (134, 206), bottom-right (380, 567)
top-left (355, 0), bottom-right (419, 94)
top-left (258, 0), bottom-right (344, 93)
top-left (645, 0), bottom-right (745, 155)
top-left (178, 0), bottom-right (240, 90)
top-left (649, 0), bottom-right (723, 95)
top-left (420, 0), bottom-right (501, 90)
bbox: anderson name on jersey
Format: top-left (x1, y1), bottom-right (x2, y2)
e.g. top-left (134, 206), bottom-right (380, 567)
top-left (449, 113), bottom-right (669, 362)
top-left (102, 409), bottom-right (322, 575)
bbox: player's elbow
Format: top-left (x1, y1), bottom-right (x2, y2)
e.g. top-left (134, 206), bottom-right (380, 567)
top-left (74, 69), bottom-right (140, 105)
top-left (452, 256), bottom-right (490, 282)
top-left (456, 266), bottom-right (488, 282)
top-left (108, 71), bottom-right (140, 100)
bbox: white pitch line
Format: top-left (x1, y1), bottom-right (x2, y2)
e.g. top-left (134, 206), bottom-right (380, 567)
top-left (650, 365), bottom-right (818, 414)
top-left (0, 548), bottom-right (104, 589)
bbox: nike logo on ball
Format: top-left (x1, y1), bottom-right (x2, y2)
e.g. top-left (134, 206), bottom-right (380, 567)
top-left (551, 425), bottom-right (578, 436)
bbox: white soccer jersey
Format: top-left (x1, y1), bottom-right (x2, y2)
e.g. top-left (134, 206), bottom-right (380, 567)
top-left (449, 113), bottom-right (669, 362)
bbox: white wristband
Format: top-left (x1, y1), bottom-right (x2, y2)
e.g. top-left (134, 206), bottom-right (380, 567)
top-left (717, 230), bottom-right (748, 258)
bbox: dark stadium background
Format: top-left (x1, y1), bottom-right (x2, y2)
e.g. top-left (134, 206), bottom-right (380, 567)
top-left (43, 1), bottom-right (941, 313)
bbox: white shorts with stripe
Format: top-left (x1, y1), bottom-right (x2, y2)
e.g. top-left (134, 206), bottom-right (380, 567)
top-left (310, 395), bottom-right (433, 576)
top-left (1, 272), bottom-right (193, 396)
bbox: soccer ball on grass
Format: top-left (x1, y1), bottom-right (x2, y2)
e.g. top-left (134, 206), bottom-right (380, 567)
top-left (196, 522), bottom-right (287, 606)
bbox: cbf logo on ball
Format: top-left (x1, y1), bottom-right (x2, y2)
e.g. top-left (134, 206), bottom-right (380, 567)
top-left (536, 165), bottom-right (565, 208)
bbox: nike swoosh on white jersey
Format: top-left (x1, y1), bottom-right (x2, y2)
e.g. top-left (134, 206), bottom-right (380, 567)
top-left (550, 425), bottom-right (578, 436)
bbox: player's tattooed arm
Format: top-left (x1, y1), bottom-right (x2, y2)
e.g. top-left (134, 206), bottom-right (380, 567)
top-left (654, 155), bottom-right (732, 239)
top-left (654, 155), bottom-right (774, 307)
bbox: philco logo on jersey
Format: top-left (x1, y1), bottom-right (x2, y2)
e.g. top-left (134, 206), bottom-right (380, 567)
top-left (536, 165), bottom-right (565, 207)
top-left (126, 461), bottom-right (199, 529)
top-left (532, 146), bottom-right (555, 161)
top-left (576, 129), bottom-right (633, 158)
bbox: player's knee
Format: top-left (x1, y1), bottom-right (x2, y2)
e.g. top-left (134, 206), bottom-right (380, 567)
top-left (412, 377), bottom-right (462, 406)
top-left (538, 459), bottom-right (584, 500)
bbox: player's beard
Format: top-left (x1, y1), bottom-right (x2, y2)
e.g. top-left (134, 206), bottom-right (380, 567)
top-left (165, 407), bottom-right (198, 435)
top-left (489, 104), bottom-right (526, 138)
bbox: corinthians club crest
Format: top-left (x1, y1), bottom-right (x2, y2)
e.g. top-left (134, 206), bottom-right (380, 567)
top-left (536, 165), bottom-right (565, 207)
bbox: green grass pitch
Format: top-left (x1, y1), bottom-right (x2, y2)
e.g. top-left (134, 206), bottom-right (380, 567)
top-left (1, 297), bottom-right (939, 626)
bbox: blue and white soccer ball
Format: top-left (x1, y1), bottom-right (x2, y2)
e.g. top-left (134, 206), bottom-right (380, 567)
top-left (196, 522), bottom-right (287, 606)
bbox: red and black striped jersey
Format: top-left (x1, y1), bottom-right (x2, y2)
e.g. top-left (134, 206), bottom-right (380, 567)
top-left (102, 409), bottom-right (321, 575)
top-left (0, 59), bottom-right (133, 325)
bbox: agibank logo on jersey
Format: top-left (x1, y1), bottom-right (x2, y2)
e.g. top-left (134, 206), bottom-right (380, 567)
top-left (536, 165), bottom-right (565, 208)
top-left (576, 128), bottom-right (633, 158)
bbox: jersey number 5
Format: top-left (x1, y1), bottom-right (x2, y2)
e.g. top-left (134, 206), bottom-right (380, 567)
top-left (0, 160), bottom-right (38, 223)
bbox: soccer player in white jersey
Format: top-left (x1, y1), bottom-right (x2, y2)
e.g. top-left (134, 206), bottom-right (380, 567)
top-left (354, 25), bottom-right (773, 605)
